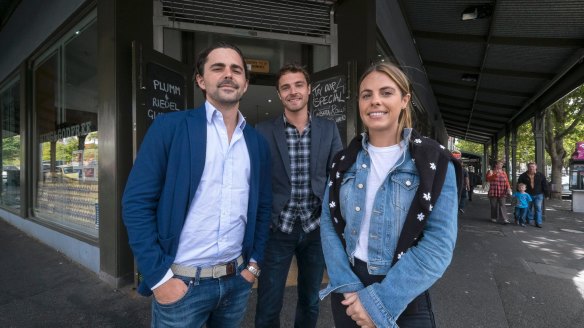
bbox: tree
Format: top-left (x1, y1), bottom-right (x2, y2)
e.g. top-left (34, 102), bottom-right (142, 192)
top-left (454, 139), bottom-right (483, 155)
top-left (2, 135), bottom-right (20, 165)
top-left (544, 85), bottom-right (584, 199)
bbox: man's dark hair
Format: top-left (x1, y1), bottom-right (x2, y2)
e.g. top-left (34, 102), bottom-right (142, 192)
top-left (276, 63), bottom-right (310, 91)
top-left (195, 42), bottom-right (249, 80)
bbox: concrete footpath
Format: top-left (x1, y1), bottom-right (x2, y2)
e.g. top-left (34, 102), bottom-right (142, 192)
top-left (1, 193), bottom-right (583, 327)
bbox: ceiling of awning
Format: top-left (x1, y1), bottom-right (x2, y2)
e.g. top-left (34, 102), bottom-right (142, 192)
top-left (398, 0), bottom-right (584, 144)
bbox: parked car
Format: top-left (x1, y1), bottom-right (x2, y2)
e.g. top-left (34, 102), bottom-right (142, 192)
top-left (2, 165), bottom-right (20, 185)
top-left (57, 165), bottom-right (82, 181)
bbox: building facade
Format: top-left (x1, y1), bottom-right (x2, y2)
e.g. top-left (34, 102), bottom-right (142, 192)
top-left (0, 0), bottom-right (448, 287)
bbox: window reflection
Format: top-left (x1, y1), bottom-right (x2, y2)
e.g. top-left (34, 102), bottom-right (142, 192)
top-left (34, 16), bottom-right (99, 237)
top-left (0, 78), bottom-right (21, 210)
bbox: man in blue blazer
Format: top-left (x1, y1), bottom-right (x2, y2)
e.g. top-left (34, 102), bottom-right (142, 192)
top-left (122, 42), bottom-right (271, 328)
top-left (254, 64), bottom-right (343, 327)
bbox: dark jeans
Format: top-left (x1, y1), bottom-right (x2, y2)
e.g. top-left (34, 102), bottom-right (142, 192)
top-left (468, 186), bottom-right (475, 200)
top-left (255, 224), bottom-right (325, 328)
top-left (459, 187), bottom-right (468, 210)
top-left (331, 258), bottom-right (436, 328)
top-left (515, 207), bottom-right (528, 224)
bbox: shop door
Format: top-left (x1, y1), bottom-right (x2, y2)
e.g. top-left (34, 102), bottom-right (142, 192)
top-left (131, 41), bottom-right (194, 158)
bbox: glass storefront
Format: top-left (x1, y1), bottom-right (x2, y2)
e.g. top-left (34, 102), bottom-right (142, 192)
top-left (33, 13), bottom-right (99, 237)
top-left (0, 78), bottom-right (21, 211)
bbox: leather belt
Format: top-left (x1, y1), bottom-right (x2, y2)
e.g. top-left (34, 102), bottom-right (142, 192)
top-left (171, 256), bottom-right (244, 279)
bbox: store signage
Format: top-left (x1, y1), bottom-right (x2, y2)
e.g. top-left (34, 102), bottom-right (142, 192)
top-left (39, 121), bottom-right (94, 143)
top-left (145, 62), bottom-right (185, 120)
top-left (246, 59), bottom-right (270, 73)
top-left (572, 141), bottom-right (584, 160)
top-left (311, 75), bottom-right (347, 138)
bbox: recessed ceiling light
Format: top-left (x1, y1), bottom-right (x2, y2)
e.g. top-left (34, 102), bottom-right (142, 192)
top-left (461, 4), bottom-right (493, 21)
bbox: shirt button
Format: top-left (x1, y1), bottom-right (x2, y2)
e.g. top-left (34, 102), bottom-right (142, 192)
top-left (355, 206), bottom-right (361, 212)
top-left (406, 180), bottom-right (411, 186)
top-left (358, 183), bottom-right (364, 189)
top-left (362, 164), bottom-right (367, 168)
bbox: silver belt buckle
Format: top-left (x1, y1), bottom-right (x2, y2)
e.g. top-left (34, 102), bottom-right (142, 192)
top-left (212, 265), bottom-right (227, 278)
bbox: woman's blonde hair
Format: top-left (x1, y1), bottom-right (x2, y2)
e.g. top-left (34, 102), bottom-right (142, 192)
top-left (358, 62), bottom-right (413, 141)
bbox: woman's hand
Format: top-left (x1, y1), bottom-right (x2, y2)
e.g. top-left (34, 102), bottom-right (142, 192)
top-left (342, 293), bottom-right (376, 327)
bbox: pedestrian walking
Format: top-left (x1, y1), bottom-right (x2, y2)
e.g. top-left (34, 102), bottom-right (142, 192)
top-left (121, 42), bottom-right (272, 328)
top-left (468, 166), bottom-right (480, 201)
top-left (459, 165), bottom-right (470, 214)
top-left (486, 159), bottom-right (512, 224)
top-left (517, 162), bottom-right (549, 228)
top-left (319, 62), bottom-right (462, 328)
top-left (512, 182), bottom-right (533, 227)
top-left (254, 63), bottom-right (343, 328)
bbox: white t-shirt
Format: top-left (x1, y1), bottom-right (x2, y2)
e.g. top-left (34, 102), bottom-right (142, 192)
top-left (354, 143), bottom-right (403, 262)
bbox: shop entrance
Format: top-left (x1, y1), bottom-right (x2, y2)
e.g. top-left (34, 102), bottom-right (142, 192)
top-left (193, 84), bottom-right (282, 127)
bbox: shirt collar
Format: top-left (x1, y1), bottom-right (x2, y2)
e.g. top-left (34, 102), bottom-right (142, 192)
top-left (282, 112), bottom-right (312, 128)
top-left (205, 101), bottom-right (247, 130)
top-left (361, 128), bottom-right (412, 150)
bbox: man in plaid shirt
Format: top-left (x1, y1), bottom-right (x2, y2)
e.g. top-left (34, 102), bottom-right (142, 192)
top-left (255, 63), bottom-right (343, 327)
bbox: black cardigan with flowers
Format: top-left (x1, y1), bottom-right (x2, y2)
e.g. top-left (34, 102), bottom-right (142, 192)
top-left (327, 129), bottom-right (463, 265)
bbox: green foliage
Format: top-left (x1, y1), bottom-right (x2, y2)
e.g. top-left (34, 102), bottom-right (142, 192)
top-left (544, 84), bottom-right (584, 197)
top-left (41, 137), bottom-right (80, 163)
top-left (2, 135), bottom-right (20, 165)
top-left (516, 122), bottom-right (535, 164)
top-left (454, 139), bottom-right (483, 155)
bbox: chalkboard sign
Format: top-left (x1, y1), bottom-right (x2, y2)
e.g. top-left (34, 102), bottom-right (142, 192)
top-left (132, 41), bottom-right (192, 157)
top-left (311, 75), bottom-right (347, 143)
top-left (144, 63), bottom-right (185, 118)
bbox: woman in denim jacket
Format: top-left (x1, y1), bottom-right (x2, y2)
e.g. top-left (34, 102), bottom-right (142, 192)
top-left (320, 62), bottom-right (460, 328)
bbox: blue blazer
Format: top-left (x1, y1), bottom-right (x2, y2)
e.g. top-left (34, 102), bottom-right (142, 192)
top-left (122, 104), bottom-right (272, 296)
top-left (255, 115), bottom-right (342, 228)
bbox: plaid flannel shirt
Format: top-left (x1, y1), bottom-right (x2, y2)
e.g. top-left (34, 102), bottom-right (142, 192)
top-left (278, 117), bottom-right (320, 233)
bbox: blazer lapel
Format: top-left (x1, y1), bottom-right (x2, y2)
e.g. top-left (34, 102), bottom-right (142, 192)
top-left (273, 116), bottom-right (292, 179)
top-left (244, 126), bottom-right (259, 202)
top-left (187, 105), bottom-right (207, 202)
top-left (310, 117), bottom-right (322, 178)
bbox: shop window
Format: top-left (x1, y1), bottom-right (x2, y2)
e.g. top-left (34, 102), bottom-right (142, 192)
top-left (0, 78), bottom-right (21, 211)
top-left (33, 13), bottom-right (98, 237)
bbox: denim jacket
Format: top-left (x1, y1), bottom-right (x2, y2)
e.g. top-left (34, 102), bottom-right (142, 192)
top-left (319, 129), bottom-right (458, 328)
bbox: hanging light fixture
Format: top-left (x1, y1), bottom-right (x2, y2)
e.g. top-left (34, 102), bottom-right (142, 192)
top-left (461, 73), bottom-right (479, 83)
top-left (461, 4), bottom-right (493, 21)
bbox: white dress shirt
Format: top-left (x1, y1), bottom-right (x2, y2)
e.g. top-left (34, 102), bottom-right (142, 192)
top-left (153, 101), bottom-right (250, 289)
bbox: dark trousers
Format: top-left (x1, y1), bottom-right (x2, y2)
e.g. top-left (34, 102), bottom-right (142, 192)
top-left (255, 224), bottom-right (325, 328)
top-left (331, 258), bottom-right (436, 328)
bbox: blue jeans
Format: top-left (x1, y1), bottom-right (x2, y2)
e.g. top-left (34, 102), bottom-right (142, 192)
top-left (151, 262), bottom-right (252, 328)
top-left (515, 207), bottom-right (528, 224)
top-left (255, 224), bottom-right (325, 328)
top-left (527, 193), bottom-right (544, 225)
